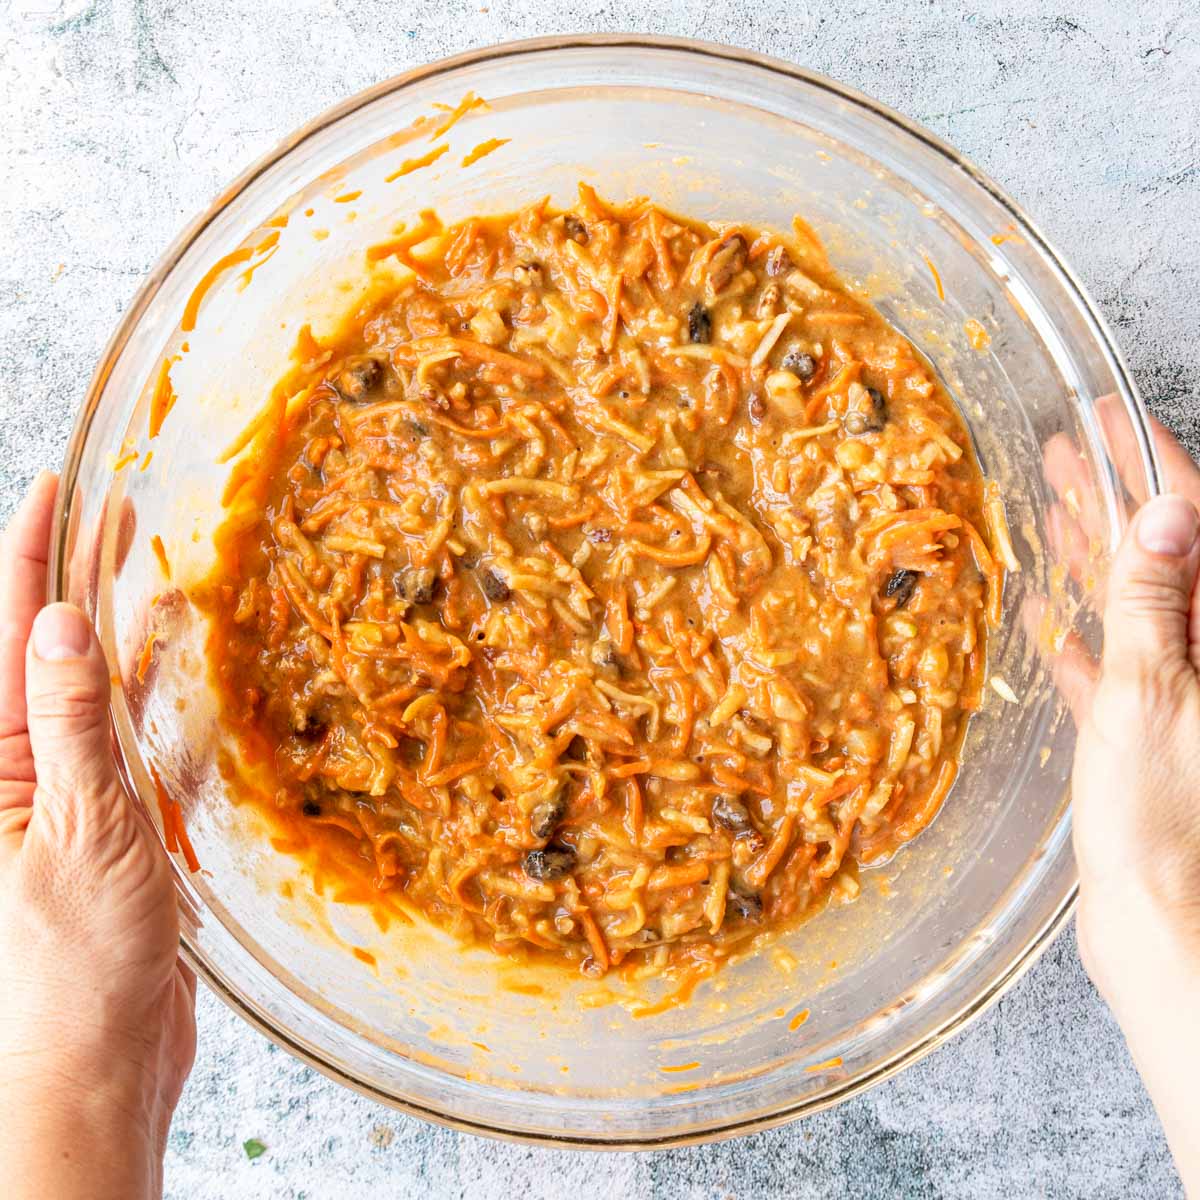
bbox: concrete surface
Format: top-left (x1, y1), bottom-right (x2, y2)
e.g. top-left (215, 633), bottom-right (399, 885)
top-left (2, 1), bottom-right (1197, 1197)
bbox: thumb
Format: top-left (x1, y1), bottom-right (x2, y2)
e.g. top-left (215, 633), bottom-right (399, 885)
top-left (1102, 494), bottom-right (1200, 679)
top-left (25, 604), bottom-right (122, 827)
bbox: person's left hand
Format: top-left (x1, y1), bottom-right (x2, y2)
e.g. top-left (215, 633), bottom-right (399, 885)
top-left (0, 473), bottom-right (196, 1200)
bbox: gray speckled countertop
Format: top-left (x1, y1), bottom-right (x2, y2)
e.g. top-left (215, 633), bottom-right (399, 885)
top-left (2, 2), bottom-right (1197, 1197)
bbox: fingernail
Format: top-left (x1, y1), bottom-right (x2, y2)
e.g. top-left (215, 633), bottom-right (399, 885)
top-left (1136, 495), bottom-right (1200, 558)
top-left (32, 605), bottom-right (93, 661)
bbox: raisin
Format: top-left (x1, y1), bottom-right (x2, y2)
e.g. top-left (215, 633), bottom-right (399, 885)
top-left (726, 890), bottom-right (764, 921)
top-left (397, 566), bottom-right (438, 605)
top-left (711, 794), bottom-right (753, 832)
top-left (687, 302), bottom-right (712, 344)
top-left (590, 636), bottom-right (620, 676)
top-left (331, 355), bottom-right (383, 402)
top-left (884, 569), bottom-right (919, 608)
top-left (301, 801), bottom-right (322, 817)
top-left (523, 842), bottom-right (576, 881)
top-left (530, 785), bottom-right (570, 840)
top-left (481, 569), bottom-right (511, 602)
top-left (748, 392), bottom-right (767, 425)
top-left (866, 386), bottom-right (888, 425)
top-left (846, 387), bottom-right (888, 435)
top-left (782, 350), bottom-right (816, 381)
top-left (291, 715), bottom-right (327, 743)
top-left (563, 215), bottom-right (589, 245)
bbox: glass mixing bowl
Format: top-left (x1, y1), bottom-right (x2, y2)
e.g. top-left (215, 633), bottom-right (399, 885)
top-left (51, 36), bottom-right (1158, 1146)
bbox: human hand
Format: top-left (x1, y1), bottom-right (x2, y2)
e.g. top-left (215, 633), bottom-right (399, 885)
top-left (0, 473), bottom-right (196, 1200)
top-left (1053, 420), bottom-right (1200, 1191)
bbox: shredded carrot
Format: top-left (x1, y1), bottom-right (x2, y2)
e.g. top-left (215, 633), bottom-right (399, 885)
top-left (630, 534), bottom-right (712, 567)
top-left (461, 137), bottom-right (510, 167)
top-left (149, 534), bottom-right (171, 580)
top-left (424, 411), bottom-right (511, 439)
top-left (547, 499), bottom-right (599, 530)
top-left (237, 231), bottom-right (281, 289)
top-left (923, 255), bottom-right (945, 302)
top-left (710, 765), bottom-right (770, 797)
top-left (647, 861), bottom-right (710, 891)
top-left (393, 335), bottom-right (545, 380)
top-left (577, 906), bottom-right (610, 972)
top-left (427, 91), bottom-right (486, 141)
top-left (135, 632), bottom-right (160, 685)
top-left (384, 142), bottom-right (450, 182)
top-left (148, 355), bottom-right (181, 440)
top-left (181, 247), bottom-right (255, 332)
top-left (151, 767), bottom-right (178, 853)
top-left (366, 210), bottom-right (444, 273)
top-left (151, 766), bottom-right (200, 872)
top-left (424, 758), bottom-right (483, 786)
top-left (606, 586), bottom-right (634, 655)
top-left (610, 758), bottom-right (651, 778)
top-left (173, 803), bottom-right (201, 874)
top-left (630, 966), bottom-right (714, 1018)
top-left (805, 1056), bottom-right (844, 1073)
top-left (744, 814), bottom-right (795, 890)
top-left (895, 759), bottom-right (958, 844)
top-left (803, 361), bottom-right (862, 422)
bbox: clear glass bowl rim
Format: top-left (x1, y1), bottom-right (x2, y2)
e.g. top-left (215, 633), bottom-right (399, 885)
top-left (49, 33), bottom-right (1158, 1147)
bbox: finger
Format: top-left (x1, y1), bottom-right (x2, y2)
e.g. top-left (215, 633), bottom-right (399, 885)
top-left (1046, 500), bottom-right (1099, 593)
top-left (179, 960), bottom-right (198, 1002)
top-left (1021, 595), bottom-right (1099, 726)
top-left (0, 805), bottom-right (32, 864)
top-left (0, 471), bottom-right (59, 741)
top-left (1102, 495), bottom-right (1200, 680)
top-left (1150, 417), bottom-right (1200, 509)
top-left (24, 604), bottom-right (124, 845)
top-left (1094, 394), bottom-right (1154, 507)
top-left (1043, 433), bottom-right (1105, 544)
top-left (1095, 395), bottom-right (1200, 510)
top-left (115, 495), bottom-right (137, 577)
top-left (1193, 554), bottom-right (1200, 674)
top-left (1051, 632), bottom-right (1101, 724)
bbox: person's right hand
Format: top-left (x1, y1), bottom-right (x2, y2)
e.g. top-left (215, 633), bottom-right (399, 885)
top-left (1058, 419), bottom-right (1200, 1192)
